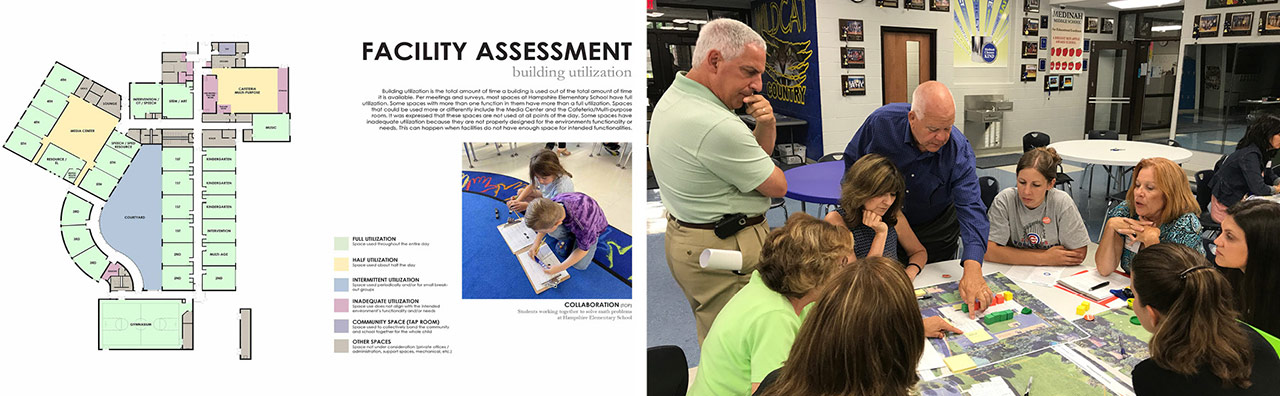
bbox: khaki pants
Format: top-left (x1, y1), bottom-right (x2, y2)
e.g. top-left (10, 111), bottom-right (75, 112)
top-left (665, 217), bottom-right (769, 345)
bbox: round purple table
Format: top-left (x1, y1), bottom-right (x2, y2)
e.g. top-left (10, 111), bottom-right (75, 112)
top-left (783, 161), bottom-right (843, 207)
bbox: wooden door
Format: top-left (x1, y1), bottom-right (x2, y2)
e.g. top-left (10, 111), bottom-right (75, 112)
top-left (882, 29), bottom-right (935, 105)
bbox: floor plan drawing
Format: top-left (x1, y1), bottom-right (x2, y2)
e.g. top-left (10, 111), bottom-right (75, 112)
top-left (2, 42), bottom-right (290, 351)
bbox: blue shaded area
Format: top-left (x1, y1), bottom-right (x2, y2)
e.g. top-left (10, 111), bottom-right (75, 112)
top-left (100, 145), bottom-right (161, 290)
top-left (462, 171), bottom-right (632, 284)
top-left (461, 192), bottom-right (631, 299)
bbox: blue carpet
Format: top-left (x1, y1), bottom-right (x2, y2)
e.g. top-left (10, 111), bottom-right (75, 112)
top-left (461, 171), bottom-right (631, 299)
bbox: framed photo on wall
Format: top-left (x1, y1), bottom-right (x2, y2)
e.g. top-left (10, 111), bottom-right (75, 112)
top-left (1207, 0), bottom-right (1278, 10)
top-left (1026, 0), bottom-right (1040, 13)
top-left (1225, 12), bottom-right (1254, 36)
top-left (1101, 18), bottom-right (1116, 34)
top-left (1022, 41), bottom-right (1038, 59)
top-left (1039, 58), bottom-right (1047, 71)
top-left (843, 75), bottom-right (867, 96)
top-left (840, 19), bottom-right (865, 41)
top-left (906, 0), bottom-right (926, 10)
top-left (1040, 36), bottom-right (1048, 50)
top-left (1041, 15), bottom-right (1049, 29)
top-left (1263, 10), bottom-right (1280, 35)
top-left (1085, 17), bottom-right (1100, 33)
top-left (1024, 18), bottom-right (1040, 36)
top-left (1022, 64), bottom-right (1038, 82)
top-left (931, 0), bottom-right (950, 12)
top-left (1062, 75), bottom-right (1074, 91)
top-left (1196, 14), bottom-right (1221, 37)
top-left (841, 47), bottom-right (866, 68)
top-left (1045, 75), bottom-right (1059, 92)
top-left (877, 0), bottom-right (899, 8)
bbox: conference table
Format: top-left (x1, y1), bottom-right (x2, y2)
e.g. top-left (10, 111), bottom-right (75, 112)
top-left (1049, 139), bottom-right (1193, 198)
top-left (913, 243), bottom-right (1146, 394)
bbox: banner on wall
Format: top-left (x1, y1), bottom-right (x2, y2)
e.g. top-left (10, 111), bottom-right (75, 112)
top-left (952, 0), bottom-right (1012, 67)
top-left (1049, 8), bottom-right (1084, 74)
top-left (751, 0), bottom-right (823, 161)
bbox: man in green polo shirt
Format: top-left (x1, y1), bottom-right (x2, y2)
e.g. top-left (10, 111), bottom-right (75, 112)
top-left (649, 18), bottom-right (788, 345)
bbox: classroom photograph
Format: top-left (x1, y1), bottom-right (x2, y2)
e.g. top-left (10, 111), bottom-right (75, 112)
top-left (645, 0), bottom-right (1280, 395)
top-left (461, 142), bottom-right (634, 299)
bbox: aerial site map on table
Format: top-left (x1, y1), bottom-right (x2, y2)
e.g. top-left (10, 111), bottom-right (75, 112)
top-left (914, 273), bottom-right (1142, 396)
top-left (916, 273), bottom-right (1087, 366)
top-left (1071, 307), bottom-right (1153, 379)
top-left (919, 345), bottom-right (1131, 396)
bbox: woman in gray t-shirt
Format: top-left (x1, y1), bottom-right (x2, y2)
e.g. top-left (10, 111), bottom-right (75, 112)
top-left (985, 148), bottom-right (1091, 266)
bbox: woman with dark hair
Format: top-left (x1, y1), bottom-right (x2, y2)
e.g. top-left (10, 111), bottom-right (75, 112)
top-left (985, 147), bottom-right (1091, 266)
top-left (754, 257), bottom-right (924, 396)
top-left (1214, 200), bottom-right (1280, 336)
top-left (1097, 157), bottom-right (1204, 275)
top-left (1129, 244), bottom-right (1280, 395)
top-left (1210, 114), bottom-right (1280, 222)
top-left (823, 154), bottom-right (928, 280)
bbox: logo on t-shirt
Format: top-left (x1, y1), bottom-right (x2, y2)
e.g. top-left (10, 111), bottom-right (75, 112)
top-left (1010, 219), bottom-right (1050, 250)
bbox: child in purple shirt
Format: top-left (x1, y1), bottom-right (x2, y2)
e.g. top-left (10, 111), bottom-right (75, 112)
top-left (525, 193), bottom-right (608, 273)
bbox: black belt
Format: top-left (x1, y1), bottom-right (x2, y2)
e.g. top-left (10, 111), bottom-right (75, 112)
top-left (669, 214), bottom-right (765, 230)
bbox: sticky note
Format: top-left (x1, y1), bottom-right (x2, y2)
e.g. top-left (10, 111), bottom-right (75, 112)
top-left (944, 354), bottom-right (978, 372)
top-left (334, 257), bottom-right (349, 271)
top-left (965, 330), bottom-right (994, 343)
top-left (915, 289), bottom-right (926, 297)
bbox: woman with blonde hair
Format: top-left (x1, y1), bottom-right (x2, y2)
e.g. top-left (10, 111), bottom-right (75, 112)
top-left (1097, 157), bottom-right (1203, 275)
top-left (754, 256), bottom-right (925, 396)
top-left (1129, 244), bottom-right (1280, 395)
top-left (689, 214), bottom-right (854, 396)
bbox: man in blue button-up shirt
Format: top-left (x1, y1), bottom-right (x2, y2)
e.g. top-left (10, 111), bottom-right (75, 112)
top-left (842, 81), bottom-right (993, 317)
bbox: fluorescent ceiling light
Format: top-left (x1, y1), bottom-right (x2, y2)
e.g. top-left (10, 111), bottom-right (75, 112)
top-left (691, 20), bottom-right (708, 24)
top-left (673, 18), bottom-right (690, 24)
top-left (647, 12), bottom-right (665, 17)
top-left (1108, 0), bottom-right (1178, 9)
top-left (1152, 25), bottom-right (1182, 32)
top-left (673, 26), bottom-right (689, 30)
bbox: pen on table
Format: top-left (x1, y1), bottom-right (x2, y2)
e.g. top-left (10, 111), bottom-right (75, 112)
top-left (1089, 281), bottom-right (1110, 291)
top-left (1023, 376), bottom-right (1034, 396)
